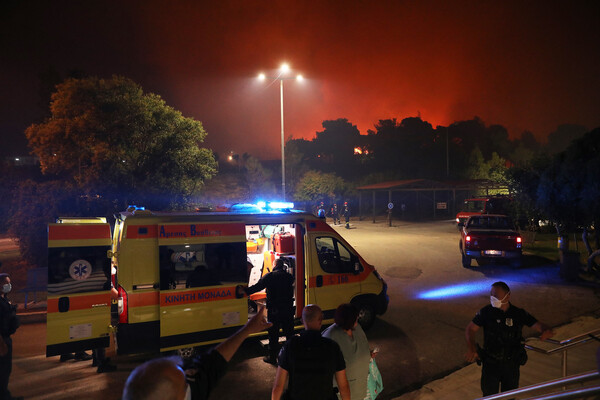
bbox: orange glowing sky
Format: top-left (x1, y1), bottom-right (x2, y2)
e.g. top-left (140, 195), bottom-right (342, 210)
top-left (1, 1), bottom-right (599, 159)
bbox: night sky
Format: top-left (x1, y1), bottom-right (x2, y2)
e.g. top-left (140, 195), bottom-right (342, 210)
top-left (1, 1), bottom-right (599, 160)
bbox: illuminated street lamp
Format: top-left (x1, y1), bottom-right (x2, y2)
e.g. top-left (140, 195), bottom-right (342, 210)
top-left (257, 63), bottom-right (304, 201)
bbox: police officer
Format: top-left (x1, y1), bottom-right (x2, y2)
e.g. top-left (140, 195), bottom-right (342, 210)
top-left (239, 258), bottom-right (294, 364)
top-left (0, 272), bottom-right (22, 400)
top-left (465, 281), bottom-right (554, 396)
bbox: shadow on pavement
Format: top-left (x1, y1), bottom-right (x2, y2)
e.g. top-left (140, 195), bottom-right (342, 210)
top-left (367, 318), bottom-right (422, 400)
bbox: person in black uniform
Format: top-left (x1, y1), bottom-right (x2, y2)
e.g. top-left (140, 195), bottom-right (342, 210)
top-left (272, 304), bottom-right (350, 400)
top-left (0, 272), bottom-right (22, 400)
top-left (465, 281), bottom-right (554, 396)
top-left (240, 258), bottom-right (294, 364)
top-left (342, 202), bottom-right (351, 229)
top-left (331, 204), bottom-right (340, 225)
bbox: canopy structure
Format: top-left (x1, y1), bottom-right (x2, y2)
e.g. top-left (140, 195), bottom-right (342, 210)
top-left (355, 179), bottom-right (509, 222)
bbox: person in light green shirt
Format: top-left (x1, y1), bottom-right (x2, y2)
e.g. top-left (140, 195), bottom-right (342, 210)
top-left (323, 304), bottom-right (374, 400)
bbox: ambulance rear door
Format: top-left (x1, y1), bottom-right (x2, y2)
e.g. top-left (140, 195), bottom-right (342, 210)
top-left (46, 220), bottom-right (113, 357)
top-left (157, 221), bottom-right (248, 352)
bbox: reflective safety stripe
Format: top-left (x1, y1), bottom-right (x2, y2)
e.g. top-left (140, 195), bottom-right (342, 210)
top-left (125, 225), bottom-right (159, 239)
top-left (128, 291), bottom-right (159, 308)
top-left (48, 224), bottom-right (111, 241)
top-left (160, 286), bottom-right (238, 307)
top-left (47, 292), bottom-right (111, 313)
top-left (308, 270), bottom-right (370, 288)
top-left (306, 220), bottom-right (335, 232)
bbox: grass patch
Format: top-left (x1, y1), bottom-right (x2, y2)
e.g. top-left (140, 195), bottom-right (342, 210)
top-left (521, 231), bottom-right (595, 265)
top-left (522, 232), bottom-right (559, 261)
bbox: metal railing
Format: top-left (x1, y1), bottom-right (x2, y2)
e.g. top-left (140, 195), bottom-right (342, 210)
top-left (475, 328), bottom-right (600, 399)
top-left (525, 328), bottom-right (600, 378)
top-left (475, 371), bottom-right (600, 400)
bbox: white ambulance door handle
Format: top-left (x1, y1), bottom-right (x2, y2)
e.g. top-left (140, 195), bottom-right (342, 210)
top-left (91, 303), bottom-right (109, 308)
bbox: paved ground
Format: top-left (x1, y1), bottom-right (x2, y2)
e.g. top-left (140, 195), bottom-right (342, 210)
top-left (7, 218), bottom-right (600, 399)
top-left (393, 315), bottom-right (600, 399)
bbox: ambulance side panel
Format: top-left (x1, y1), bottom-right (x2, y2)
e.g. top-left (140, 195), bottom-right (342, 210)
top-left (46, 223), bottom-right (112, 357)
top-left (157, 222), bottom-right (248, 352)
top-left (304, 219), bottom-right (383, 323)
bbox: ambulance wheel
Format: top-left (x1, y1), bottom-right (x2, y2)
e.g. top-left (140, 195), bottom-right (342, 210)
top-left (356, 302), bottom-right (375, 331)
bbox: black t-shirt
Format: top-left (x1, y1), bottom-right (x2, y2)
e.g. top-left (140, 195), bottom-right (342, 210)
top-left (246, 268), bottom-right (294, 311)
top-left (278, 330), bottom-right (346, 400)
top-left (473, 303), bottom-right (537, 361)
top-left (0, 296), bottom-right (19, 338)
top-left (185, 349), bottom-right (228, 400)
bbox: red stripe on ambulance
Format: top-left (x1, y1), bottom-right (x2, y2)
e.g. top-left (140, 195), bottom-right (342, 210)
top-left (48, 224), bottom-right (111, 241)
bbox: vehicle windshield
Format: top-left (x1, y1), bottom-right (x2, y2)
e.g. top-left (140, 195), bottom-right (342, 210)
top-left (467, 216), bottom-right (513, 229)
top-left (463, 200), bottom-right (486, 212)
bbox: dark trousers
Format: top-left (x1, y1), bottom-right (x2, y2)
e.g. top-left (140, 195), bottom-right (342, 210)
top-left (0, 338), bottom-right (12, 400)
top-left (267, 317), bottom-right (294, 359)
top-left (481, 359), bottom-right (520, 396)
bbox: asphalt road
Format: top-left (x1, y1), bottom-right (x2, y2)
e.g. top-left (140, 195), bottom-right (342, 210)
top-left (9, 219), bottom-right (600, 399)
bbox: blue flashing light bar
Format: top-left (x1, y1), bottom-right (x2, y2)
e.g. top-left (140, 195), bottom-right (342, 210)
top-left (268, 201), bottom-right (294, 210)
top-left (127, 205), bottom-right (145, 211)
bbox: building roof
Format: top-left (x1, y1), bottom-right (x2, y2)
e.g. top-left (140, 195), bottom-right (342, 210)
top-left (356, 179), bottom-right (506, 191)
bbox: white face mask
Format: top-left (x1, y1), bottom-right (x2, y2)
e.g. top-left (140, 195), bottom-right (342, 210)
top-left (184, 384), bottom-right (192, 400)
top-left (490, 292), bottom-right (509, 308)
top-left (2, 283), bottom-right (11, 294)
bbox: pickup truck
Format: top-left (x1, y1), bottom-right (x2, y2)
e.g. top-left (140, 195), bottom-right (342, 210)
top-left (459, 214), bottom-right (522, 268)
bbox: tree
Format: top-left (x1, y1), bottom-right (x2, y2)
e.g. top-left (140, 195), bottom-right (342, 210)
top-left (25, 76), bottom-right (217, 210)
top-left (545, 124), bottom-right (587, 154)
top-left (244, 156), bottom-right (277, 200)
top-left (8, 180), bottom-right (81, 267)
top-left (313, 119), bottom-right (361, 178)
top-left (467, 148), bottom-right (507, 183)
top-left (294, 171), bottom-right (346, 204)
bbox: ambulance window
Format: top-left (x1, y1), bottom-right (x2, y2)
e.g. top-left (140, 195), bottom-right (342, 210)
top-left (159, 242), bottom-right (247, 290)
top-left (315, 236), bottom-right (355, 274)
top-left (47, 246), bottom-right (111, 295)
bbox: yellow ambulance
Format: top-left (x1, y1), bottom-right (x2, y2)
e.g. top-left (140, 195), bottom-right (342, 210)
top-left (46, 203), bottom-right (388, 357)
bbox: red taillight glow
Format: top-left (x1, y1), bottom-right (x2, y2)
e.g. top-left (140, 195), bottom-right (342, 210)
top-left (465, 235), bottom-right (471, 242)
top-left (118, 285), bottom-right (128, 324)
top-left (516, 237), bottom-right (522, 243)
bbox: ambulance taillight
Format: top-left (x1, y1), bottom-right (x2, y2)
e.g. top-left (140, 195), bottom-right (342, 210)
top-left (118, 285), bottom-right (128, 324)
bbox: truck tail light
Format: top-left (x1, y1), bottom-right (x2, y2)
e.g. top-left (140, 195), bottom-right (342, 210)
top-left (118, 285), bottom-right (128, 324)
top-left (516, 236), bottom-right (522, 248)
top-left (465, 235), bottom-right (471, 243)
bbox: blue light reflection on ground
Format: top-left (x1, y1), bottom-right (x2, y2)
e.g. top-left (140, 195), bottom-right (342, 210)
top-left (416, 270), bottom-right (545, 300)
top-left (417, 280), bottom-right (493, 300)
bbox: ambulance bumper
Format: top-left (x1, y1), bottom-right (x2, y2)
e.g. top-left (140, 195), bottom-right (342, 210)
top-left (376, 281), bottom-right (389, 315)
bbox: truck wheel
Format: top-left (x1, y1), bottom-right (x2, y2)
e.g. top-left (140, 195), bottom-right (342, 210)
top-left (461, 252), bottom-right (472, 268)
top-left (356, 302), bottom-right (375, 331)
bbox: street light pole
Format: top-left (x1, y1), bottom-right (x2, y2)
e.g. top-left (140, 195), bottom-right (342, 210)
top-left (258, 63), bottom-right (303, 201)
top-left (280, 79), bottom-right (286, 200)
